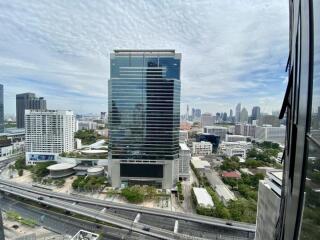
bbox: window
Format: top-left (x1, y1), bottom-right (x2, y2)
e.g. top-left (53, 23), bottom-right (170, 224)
top-left (300, 0), bottom-right (320, 239)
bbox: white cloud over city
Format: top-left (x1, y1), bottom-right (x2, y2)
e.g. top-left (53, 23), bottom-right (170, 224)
top-left (0, 0), bottom-right (288, 115)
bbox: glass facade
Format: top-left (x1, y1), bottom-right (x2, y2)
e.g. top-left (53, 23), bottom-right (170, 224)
top-left (0, 84), bottom-right (3, 133)
top-left (109, 50), bottom-right (181, 167)
top-left (300, 0), bottom-right (320, 239)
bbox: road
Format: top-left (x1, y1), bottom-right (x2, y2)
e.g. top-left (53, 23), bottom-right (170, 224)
top-left (0, 196), bottom-right (155, 240)
top-left (0, 184), bottom-right (205, 240)
top-left (0, 179), bottom-right (256, 239)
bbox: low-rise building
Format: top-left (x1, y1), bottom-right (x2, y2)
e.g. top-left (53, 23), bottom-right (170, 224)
top-left (203, 126), bottom-right (227, 141)
top-left (255, 125), bottom-right (286, 144)
top-left (0, 140), bottom-right (25, 158)
top-left (192, 187), bottom-right (214, 208)
top-left (225, 134), bottom-right (247, 142)
top-left (192, 141), bottom-right (212, 156)
top-left (77, 120), bottom-right (98, 131)
top-left (215, 184), bottom-right (236, 205)
top-left (179, 143), bottom-right (191, 180)
top-left (256, 170), bottom-right (282, 240)
top-left (221, 170), bottom-right (241, 180)
top-left (219, 141), bottom-right (252, 158)
top-left (191, 157), bottom-right (210, 173)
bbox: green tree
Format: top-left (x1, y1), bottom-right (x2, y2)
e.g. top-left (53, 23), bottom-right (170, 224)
top-left (18, 169), bottom-right (23, 176)
top-left (121, 186), bottom-right (145, 203)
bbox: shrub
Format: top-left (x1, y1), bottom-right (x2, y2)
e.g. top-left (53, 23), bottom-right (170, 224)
top-left (121, 186), bottom-right (145, 203)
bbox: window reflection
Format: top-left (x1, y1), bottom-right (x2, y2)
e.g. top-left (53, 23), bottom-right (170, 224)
top-left (301, 1), bottom-right (320, 239)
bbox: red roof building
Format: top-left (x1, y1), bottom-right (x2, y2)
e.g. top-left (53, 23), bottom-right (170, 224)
top-left (221, 170), bottom-right (241, 179)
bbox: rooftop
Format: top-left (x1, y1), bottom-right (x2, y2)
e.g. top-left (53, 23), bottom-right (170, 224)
top-left (114, 49), bottom-right (175, 53)
top-left (215, 184), bottom-right (236, 202)
top-left (191, 157), bottom-right (210, 169)
top-left (221, 171), bottom-right (241, 179)
top-left (193, 187), bottom-right (214, 208)
top-left (179, 143), bottom-right (190, 151)
top-left (47, 163), bottom-right (77, 171)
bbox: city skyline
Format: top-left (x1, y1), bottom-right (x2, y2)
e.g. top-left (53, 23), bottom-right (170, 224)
top-left (0, 0), bottom-right (288, 115)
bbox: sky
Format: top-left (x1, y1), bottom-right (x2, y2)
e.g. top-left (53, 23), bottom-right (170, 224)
top-left (0, 0), bottom-right (289, 117)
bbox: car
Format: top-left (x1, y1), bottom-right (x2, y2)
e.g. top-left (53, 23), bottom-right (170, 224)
top-left (226, 222), bottom-right (233, 226)
top-left (142, 226), bottom-right (150, 232)
top-left (37, 196), bottom-right (44, 200)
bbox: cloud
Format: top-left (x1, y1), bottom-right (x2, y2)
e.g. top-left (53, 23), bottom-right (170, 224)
top-left (0, 0), bottom-right (288, 115)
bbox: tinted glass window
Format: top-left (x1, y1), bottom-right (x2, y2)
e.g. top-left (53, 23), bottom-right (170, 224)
top-left (300, 1), bottom-right (320, 239)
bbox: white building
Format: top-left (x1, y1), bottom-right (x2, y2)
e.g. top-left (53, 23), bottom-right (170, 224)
top-left (225, 134), bottom-right (247, 142)
top-left (192, 141), bottom-right (212, 156)
top-left (0, 142), bottom-right (25, 159)
top-left (234, 123), bottom-right (256, 137)
top-left (191, 157), bottom-right (210, 172)
top-left (77, 120), bottom-right (98, 131)
top-left (203, 126), bottom-right (227, 141)
top-left (201, 113), bottom-right (214, 127)
top-left (25, 110), bottom-right (76, 165)
top-left (256, 170), bottom-right (282, 240)
top-left (219, 141), bottom-right (252, 158)
top-left (179, 143), bottom-right (191, 180)
top-left (192, 187), bottom-right (214, 208)
top-left (215, 184), bottom-right (236, 205)
top-left (255, 125), bottom-right (286, 144)
top-left (179, 130), bottom-right (188, 143)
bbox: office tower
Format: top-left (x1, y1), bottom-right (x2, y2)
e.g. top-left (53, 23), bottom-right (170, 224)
top-left (235, 103), bottom-right (241, 122)
top-left (186, 104), bottom-right (189, 120)
top-left (25, 110), bottom-right (75, 165)
top-left (16, 93), bottom-right (47, 128)
top-left (0, 84), bottom-right (4, 133)
top-left (179, 143), bottom-right (191, 180)
top-left (256, 170), bottom-right (282, 240)
top-left (240, 107), bottom-right (248, 123)
top-left (230, 109), bottom-right (233, 118)
top-left (108, 50), bottom-right (181, 189)
top-left (201, 113), bottom-right (214, 127)
top-left (251, 106), bottom-right (261, 121)
top-left (195, 108), bottom-right (201, 119)
top-left (222, 112), bottom-right (227, 122)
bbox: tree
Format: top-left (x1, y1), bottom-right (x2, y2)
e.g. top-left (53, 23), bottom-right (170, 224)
top-left (31, 161), bottom-right (56, 178)
top-left (18, 169), bottom-right (23, 176)
top-left (121, 186), bottom-right (145, 203)
top-left (15, 157), bottom-right (26, 170)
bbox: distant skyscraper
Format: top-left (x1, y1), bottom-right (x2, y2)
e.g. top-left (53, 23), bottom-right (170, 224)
top-left (222, 112), bottom-right (227, 122)
top-left (191, 108), bottom-right (201, 121)
top-left (186, 104), bottom-right (189, 120)
top-left (16, 93), bottom-right (47, 128)
top-left (0, 84), bottom-right (4, 133)
top-left (252, 106), bottom-right (261, 121)
top-left (230, 109), bottom-right (233, 118)
top-left (235, 103), bottom-right (241, 123)
top-left (240, 107), bottom-right (249, 123)
top-left (108, 50), bottom-right (181, 189)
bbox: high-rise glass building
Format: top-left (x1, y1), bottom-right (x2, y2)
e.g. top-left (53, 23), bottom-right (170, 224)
top-left (108, 50), bottom-right (181, 188)
top-left (0, 84), bottom-right (4, 133)
top-left (16, 93), bottom-right (47, 128)
top-left (251, 106), bottom-right (261, 121)
top-left (235, 103), bottom-right (241, 123)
